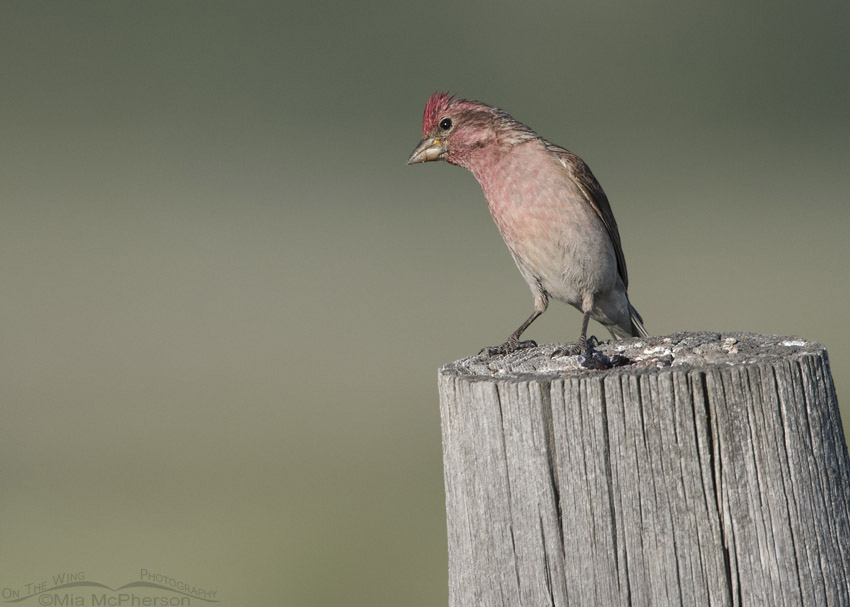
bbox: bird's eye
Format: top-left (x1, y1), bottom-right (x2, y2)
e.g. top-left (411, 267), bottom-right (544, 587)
top-left (439, 117), bottom-right (453, 131)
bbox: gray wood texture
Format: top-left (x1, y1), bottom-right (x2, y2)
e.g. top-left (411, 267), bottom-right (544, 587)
top-left (438, 332), bottom-right (850, 606)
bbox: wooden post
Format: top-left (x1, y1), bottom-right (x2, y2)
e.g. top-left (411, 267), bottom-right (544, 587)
top-left (438, 332), bottom-right (850, 607)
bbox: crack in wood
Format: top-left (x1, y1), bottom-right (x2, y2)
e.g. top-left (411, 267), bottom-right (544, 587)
top-left (439, 333), bottom-right (850, 607)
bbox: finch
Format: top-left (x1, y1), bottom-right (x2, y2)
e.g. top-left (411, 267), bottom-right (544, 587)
top-left (407, 92), bottom-right (647, 356)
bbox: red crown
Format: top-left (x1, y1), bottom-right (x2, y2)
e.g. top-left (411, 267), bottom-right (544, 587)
top-left (422, 91), bottom-right (454, 135)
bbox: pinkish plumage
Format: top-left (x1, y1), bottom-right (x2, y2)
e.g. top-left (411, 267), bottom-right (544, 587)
top-left (408, 93), bottom-right (647, 355)
top-left (421, 92), bottom-right (454, 135)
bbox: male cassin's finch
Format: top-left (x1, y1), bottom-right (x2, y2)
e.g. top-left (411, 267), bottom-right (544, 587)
top-left (407, 92), bottom-right (648, 355)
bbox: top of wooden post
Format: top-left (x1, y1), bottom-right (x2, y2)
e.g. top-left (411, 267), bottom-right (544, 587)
top-left (440, 331), bottom-right (827, 381)
top-left (438, 330), bottom-right (847, 606)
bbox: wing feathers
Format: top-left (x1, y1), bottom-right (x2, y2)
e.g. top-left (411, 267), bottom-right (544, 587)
top-left (543, 141), bottom-right (629, 289)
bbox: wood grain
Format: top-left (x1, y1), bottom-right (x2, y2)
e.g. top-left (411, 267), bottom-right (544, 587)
top-left (438, 332), bottom-right (850, 606)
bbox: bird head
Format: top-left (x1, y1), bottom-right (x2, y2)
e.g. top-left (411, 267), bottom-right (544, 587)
top-left (407, 92), bottom-right (535, 170)
top-left (406, 92), bottom-right (457, 165)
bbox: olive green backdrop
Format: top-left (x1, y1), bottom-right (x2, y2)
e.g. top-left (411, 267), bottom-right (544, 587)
top-left (1, 1), bottom-right (848, 605)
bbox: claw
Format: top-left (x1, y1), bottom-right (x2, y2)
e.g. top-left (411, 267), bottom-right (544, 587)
top-left (552, 335), bottom-right (598, 358)
top-left (550, 343), bottom-right (583, 358)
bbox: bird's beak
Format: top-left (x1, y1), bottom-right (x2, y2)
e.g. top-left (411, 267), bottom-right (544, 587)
top-left (407, 137), bottom-right (446, 165)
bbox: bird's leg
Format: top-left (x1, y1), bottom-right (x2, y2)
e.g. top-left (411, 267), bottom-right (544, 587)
top-left (577, 310), bottom-right (591, 352)
top-left (480, 310), bottom-right (542, 357)
top-left (551, 311), bottom-right (596, 358)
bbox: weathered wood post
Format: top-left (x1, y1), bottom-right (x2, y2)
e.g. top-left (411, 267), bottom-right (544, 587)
top-left (438, 332), bottom-right (850, 606)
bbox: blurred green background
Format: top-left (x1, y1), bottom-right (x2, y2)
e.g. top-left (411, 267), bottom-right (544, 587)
top-left (1, 1), bottom-right (848, 605)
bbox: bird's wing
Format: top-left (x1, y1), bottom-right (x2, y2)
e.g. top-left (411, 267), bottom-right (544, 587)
top-left (543, 141), bottom-right (629, 289)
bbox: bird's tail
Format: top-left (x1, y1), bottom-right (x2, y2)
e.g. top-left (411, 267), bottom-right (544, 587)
top-left (606, 303), bottom-right (649, 340)
top-left (628, 303), bottom-right (649, 338)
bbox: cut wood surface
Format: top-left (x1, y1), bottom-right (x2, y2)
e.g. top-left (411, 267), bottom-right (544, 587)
top-left (438, 332), bottom-right (850, 607)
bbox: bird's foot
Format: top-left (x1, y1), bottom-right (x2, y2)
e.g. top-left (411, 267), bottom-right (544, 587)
top-left (480, 338), bottom-right (537, 357)
top-left (551, 336), bottom-right (632, 369)
top-left (551, 335), bottom-right (600, 359)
